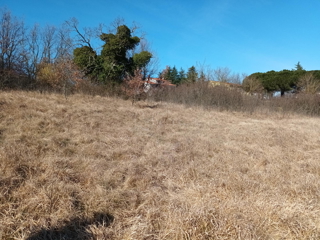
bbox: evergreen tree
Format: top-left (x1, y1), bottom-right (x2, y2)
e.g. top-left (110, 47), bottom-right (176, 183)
top-left (295, 61), bottom-right (304, 71)
top-left (170, 66), bottom-right (179, 84)
top-left (199, 71), bottom-right (206, 81)
top-left (187, 66), bottom-right (198, 83)
top-left (177, 68), bottom-right (186, 84)
top-left (73, 46), bottom-right (97, 76)
top-left (162, 66), bottom-right (171, 80)
top-left (249, 69), bottom-right (305, 96)
top-left (73, 25), bottom-right (152, 84)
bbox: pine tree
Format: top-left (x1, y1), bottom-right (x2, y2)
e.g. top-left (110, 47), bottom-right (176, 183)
top-left (187, 66), bottom-right (198, 83)
top-left (170, 66), bottom-right (179, 84)
top-left (295, 62), bottom-right (304, 71)
top-left (177, 68), bottom-right (186, 84)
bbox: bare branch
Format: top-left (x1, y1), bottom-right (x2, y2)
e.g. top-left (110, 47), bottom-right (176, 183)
top-left (297, 73), bottom-right (320, 94)
top-left (66, 18), bottom-right (93, 49)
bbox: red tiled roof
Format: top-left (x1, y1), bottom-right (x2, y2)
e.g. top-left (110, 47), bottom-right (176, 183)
top-left (145, 77), bottom-right (176, 87)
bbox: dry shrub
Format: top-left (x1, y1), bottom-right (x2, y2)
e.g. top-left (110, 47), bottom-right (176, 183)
top-left (151, 81), bottom-right (247, 112)
top-left (297, 73), bottom-right (320, 94)
top-left (75, 80), bottom-right (122, 97)
top-left (122, 69), bottom-right (146, 104)
top-left (242, 76), bottom-right (265, 96)
top-left (36, 58), bottom-right (84, 95)
top-left (0, 69), bottom-right (34, 90)
top-left (149, 81), bottom-right (320, 117)
top-left (267, 94), bottom-right (320, 116)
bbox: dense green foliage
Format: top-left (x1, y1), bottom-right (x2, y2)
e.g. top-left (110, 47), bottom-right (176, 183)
top-left (162, 66), bottom-right (179, 84)
top-left (247, 63), bottom-right (320, 96)
top-left (248, 69), bottom-right (306, 96)
top-left (295, 61), bottom-right (303, 71)
top-left (308, 70), bottom-right (320, 79)
top-left (73, 25), bottom-right (152, 84)
top-left (73, 46), bottom-right (97, 75)
top-left (161, 65), bottom-right (198, 85)
top-left (133, 51), bottom-right (153, 69)
top-left (187, 66), bottom-right (198, 83)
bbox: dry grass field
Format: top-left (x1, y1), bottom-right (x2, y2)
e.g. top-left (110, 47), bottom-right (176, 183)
top-left (1, 90), bottom-right (320, 239)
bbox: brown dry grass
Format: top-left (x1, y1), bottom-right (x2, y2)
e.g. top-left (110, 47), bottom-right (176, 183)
top-left (1, 90), bottom-right (320, 239)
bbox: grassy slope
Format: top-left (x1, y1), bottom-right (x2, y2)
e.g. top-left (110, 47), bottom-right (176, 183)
top-left (1, 91), bottom-right (320, 239)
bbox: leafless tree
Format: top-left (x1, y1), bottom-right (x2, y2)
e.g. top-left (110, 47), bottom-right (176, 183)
top-left (196, 61), bottom-right (214, 81)
top-left (108, 17), bottom-right (140, 35)
top-left (297, 73), bottom-right (320, 94)
top-left (55, 23), bottom-right (74, 60)
top-left (41, 25), bottom-right (57, 63)
top-left (138, 39), bottom-right (159, 78)
top-left (21, 22), bottom-right (74, 82)
top-left (20, 24), bottom-right (41, 80)
top-left (242, 76), bottom-right (264, 95)
top-left (0, 8), bottom-right (26, 87)
top-left (66, 17), bottom-right (103, 51)
top-left (229, 72), bottom-right (243, 85)
top-left (213, 67), bottom-right (231, 82)
top-left (213, 67), bottom-right (244, 84)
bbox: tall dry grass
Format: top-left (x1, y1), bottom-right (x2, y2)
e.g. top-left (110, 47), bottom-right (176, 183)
top-left (1, 90), bottom-right (320, 239)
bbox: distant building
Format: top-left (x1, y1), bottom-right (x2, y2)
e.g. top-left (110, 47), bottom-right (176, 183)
top-left (143, 77), bottom-right (176, 93)
top-left (208, 80), bottom-right (242, 89)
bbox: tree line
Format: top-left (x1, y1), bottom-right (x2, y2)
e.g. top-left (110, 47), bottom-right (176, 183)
top-left (0, 8), bottom-right (154, 91)
top-left (0, 7), bottom-right (247, 93)
top-left (0, 8), bottom-right (75, 89)
top-left (243, 62), bottom-right (320, 96)
top-left (159, 65), bottom-right (244, 85)
top-left (159, 66), bottom-right (198, 84)
top-left (1, 7), bottom-right (319, 97)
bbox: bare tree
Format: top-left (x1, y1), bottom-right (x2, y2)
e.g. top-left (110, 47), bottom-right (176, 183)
top-left (108, 17), bottom-right (140, 35)
top-left (228, 72), bottom-right (243, 85)
top-left (66, 17), bottom-right (103, 51)
top-left (213, 67), bottom-right (244, 84)
top-left (297, 73), bottom-right (320, 94)
top-left (21, 22), bottom-right (74, 83)
top-left (41, 25), bottom-right (57, 63)
top-left (55, 23), bottom-right (74, 60)
top-left (213, 67), bottom-right (231, 82)
top-left (0, 8), bottom-right (26, 87)
top-left (242, 76), bottom-right (264, 95)
top-left (138, 39), bottom-right (159, 78)
top-left (0, 8), bottom-right (80, 90)
top-left (196, 61), bottom-right (214, 81)
top-left (21, 24), bottom-right (41, 80)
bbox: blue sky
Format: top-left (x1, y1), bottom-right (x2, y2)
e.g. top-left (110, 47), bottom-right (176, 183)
top-left (2, 0), bottom-right (320, 76)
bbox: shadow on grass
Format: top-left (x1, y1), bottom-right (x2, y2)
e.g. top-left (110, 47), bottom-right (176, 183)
top-left (26, 212), bottom-right (114, 240)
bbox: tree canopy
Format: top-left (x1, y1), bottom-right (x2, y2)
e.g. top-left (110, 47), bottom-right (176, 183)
top-left (73, 25), bottom-right (152, 84)
top-left (295, 61), bottom-right (304, 71)
top-left (160, 65), bottom-right (198, 85)
top-left (248, 69), bottom-right (306, 96)
top-left (187, 66), bottom-right (198, 83)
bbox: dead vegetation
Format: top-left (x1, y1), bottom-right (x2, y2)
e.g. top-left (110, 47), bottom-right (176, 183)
top-left (149, 81), bottom-right (320, 117)
top-left (0, 90), bottom-right (320, 239)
